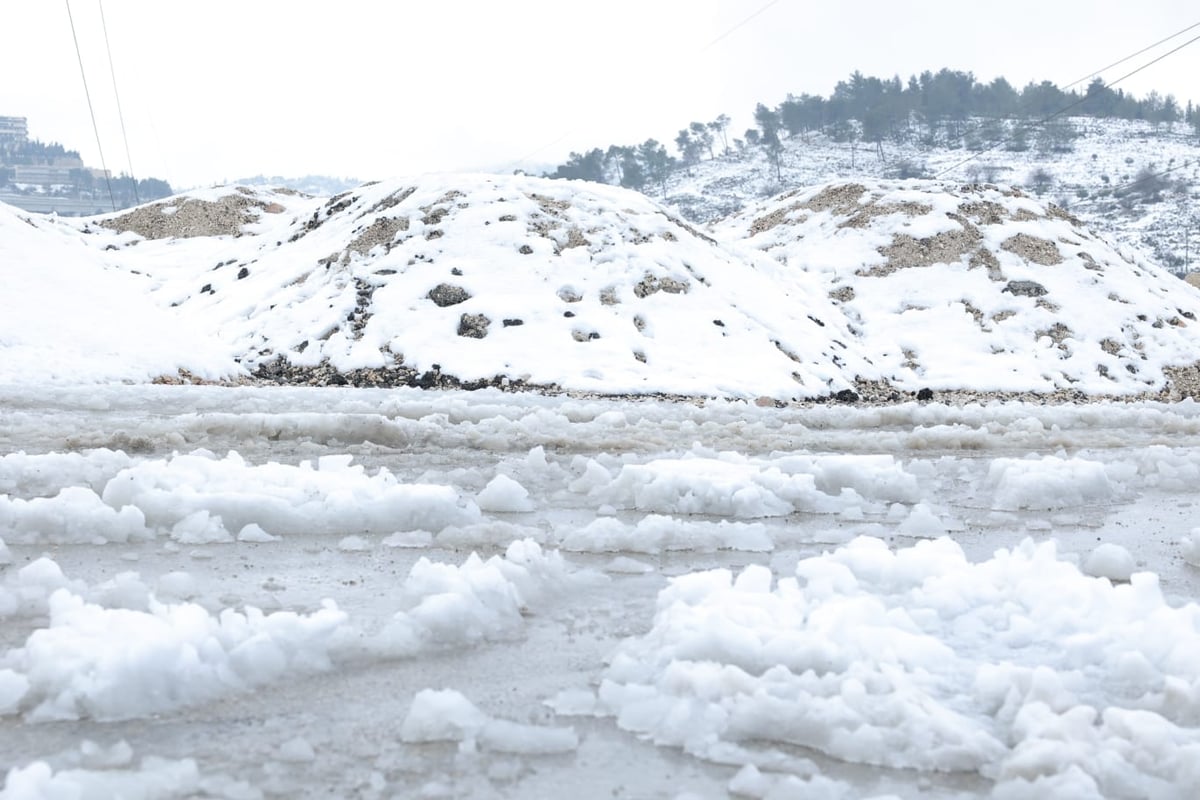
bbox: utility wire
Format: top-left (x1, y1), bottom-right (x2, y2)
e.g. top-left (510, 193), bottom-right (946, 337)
top-left (935, 28), bottom-right (1200, 179)
top-left (99, 0), bottom-right (138, 204)
top-left (699, 0), bottom-right (784, 53)
top-left (934, 20), bottom-right (1199, 156)
top-left (1062, 19), bottom-right (1200, 91)
top-left (65, 0), bottom-right (116, 211)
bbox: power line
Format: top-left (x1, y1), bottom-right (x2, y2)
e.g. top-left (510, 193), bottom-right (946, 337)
top-left (99, 0), bottom-right (138, 204)
top-left (65, 0), bottom-right (116, 211)
top-left (699, 0), bottom-right (785, 53)
top-left (1062, 19), bottom-right (1200, 91)
top-left (935, 27), bottom-right (1200, 179)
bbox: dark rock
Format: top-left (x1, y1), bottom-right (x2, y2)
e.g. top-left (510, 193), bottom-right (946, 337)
top-left (428, 283), bottom-right (471, 307)
top-left (916, 387), bottom-right (934, 401)
top-left (457, 313), bottom-right (491, 338)
top-left (519, 244), bottom-right (534, 255)
top-left (237, 267), bottom-right (250, 279)
top-left (1002, 280), bottom-right (1047, 297)
top-left (834, 389), bottom-right (859, 403)
top-left (502, 318), bottom-right (524, 327)
top-left (713, 319), bottom-right (725, 327)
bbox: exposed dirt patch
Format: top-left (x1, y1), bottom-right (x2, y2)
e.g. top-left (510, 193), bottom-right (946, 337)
top-left (801, 183), bottom-right (868, 215)
top-left (749, 202), bottom-right (806, 236)
top-left (969, 248), bottom-right (1005, 281)
top-left (361, 187), bottom-right (416, 217)
top-left (100, 194), bottom-right (262, 240)
top-left (1036, 322), bottom-right (1073, 350)
top-left (527, 193), bottom-right (571, 217)
top-left (347, 216), bottom-right (408, 257)
top-left (1001, 233), bottom-right (1063, 266)
top-left (956, 200), bottom-right (1009, 226)
top-left (864, 224), bottom-right (982, 275)
top-left (828, 286), bottom-right (855, 303)
top-left (634, 274), bottom-right (691, 298)
top-left (839, 201), bottom-right (932, 230)
top-left (563, 226), bottom-right (590, 250)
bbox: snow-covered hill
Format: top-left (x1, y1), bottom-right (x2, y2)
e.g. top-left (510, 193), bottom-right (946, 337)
top-left (3, 171), bottom-right (1200, 400)
top-left (84, 176), bottom-right (866, 399)
top-left (717, 179), bottom-right (1200, 397)
top-left (667, 118), bottom-right (1200, 270)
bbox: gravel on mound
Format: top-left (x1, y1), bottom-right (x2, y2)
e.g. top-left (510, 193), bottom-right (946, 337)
top-left (99, 190), bottom-right (284, 240)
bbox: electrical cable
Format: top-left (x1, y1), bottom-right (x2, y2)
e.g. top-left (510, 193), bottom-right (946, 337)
top-left (1062, 20), bottom-right (1200, 91)
top-left (65, 0), bottom-right (116, 211)
top-left (99, 0), bottom-right (138, 204)
top-left (935, 29), bottom-right (1200, 179)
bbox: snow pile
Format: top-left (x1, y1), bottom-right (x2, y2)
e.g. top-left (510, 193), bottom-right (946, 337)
top-left (572, 451), bottom-right (919, 518)
top-left (81, 175), bottom-right (868, 398)
top-left (400, 688), bottom-right (578, 754)
top-left (719, 180), bottom-right (1200, 396)
top-left (562, 514), bottom-right (771, 554)
top-left (593, 536), bottom-right (1200, 796)
top-left (374, 539), bottom-right (594, 655)
top-left (985, 454), bottom-right (1119, 510)
top-left (2, 450), bottom-right (481, 545)
top-left (1183, 529), bottom-right (1200, 568)
top-left (0, 449), bottom-right (136, 497)
top-left (0, 487), bottom-right (151, 545)
top-left (98, 451), bottom-right (480, 540)
top-left (0, 558), bottom-right (86, 620)
top-left (0, 203), bottom-right (237, 385)
top-left (1, 743), bottom-right (260, 800)
top-left (1, 590), bottom-right (346, 721)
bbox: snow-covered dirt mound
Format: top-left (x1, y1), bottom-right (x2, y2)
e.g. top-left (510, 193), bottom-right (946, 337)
top-left (87, 176), bottom-right (867, 399)
top-left (718, 180), bottom-right (1200, 397)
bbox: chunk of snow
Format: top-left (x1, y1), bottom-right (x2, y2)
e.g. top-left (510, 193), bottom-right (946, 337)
top-left (1182, 529), bottom-right (1200, 568)
top-left (400, 688), bottom-right (577, 754)
top-left (598, 535), bottom-right (1200, 794)
top-left (475, 474), bottom-right (535, 513)
top-left (4, 591), bottom-right (347, 721)
top-left (337, 535), bottom-right (370, 552)
top-left (237, 523), bottom-right (279, 543)
top-left (1084, 543), bottom-right (1136, 581)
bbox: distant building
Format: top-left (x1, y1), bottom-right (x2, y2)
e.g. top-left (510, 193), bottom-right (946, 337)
top-left (0, 115), bottom-right (28, 143)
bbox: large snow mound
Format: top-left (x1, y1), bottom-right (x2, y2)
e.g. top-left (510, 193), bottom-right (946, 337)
top-left (6, 174), bottom-right (1200, 399)
top-left (85, 175), bottom-right (867, 399)
top-left (592, 536), bottom-right (1200, 796)
top-left (718, 180), bottom-right (1200, 396)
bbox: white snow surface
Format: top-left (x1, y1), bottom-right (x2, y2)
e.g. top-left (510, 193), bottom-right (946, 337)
top-left (718, 180), bottom-right (1200, 395)
top-left (5, 169), bottom-right (1200, 797)
top-left (3, 385), bottom-right (1200, 798)
top-left (5, 172), bottom-right (1200, 398)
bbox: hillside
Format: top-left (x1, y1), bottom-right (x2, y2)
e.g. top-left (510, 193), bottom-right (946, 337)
top-left (4, 172), bottom-right (1200, 401)
top-left (662, 117), bottom-right (1200, 273)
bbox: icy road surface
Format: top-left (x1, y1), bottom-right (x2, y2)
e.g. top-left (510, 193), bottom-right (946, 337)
top-left (3, 385), bottom-right (1200, 799)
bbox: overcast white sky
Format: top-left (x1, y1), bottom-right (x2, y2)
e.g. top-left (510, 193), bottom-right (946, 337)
top-left (4, 1), bottom-right (1198, 189)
